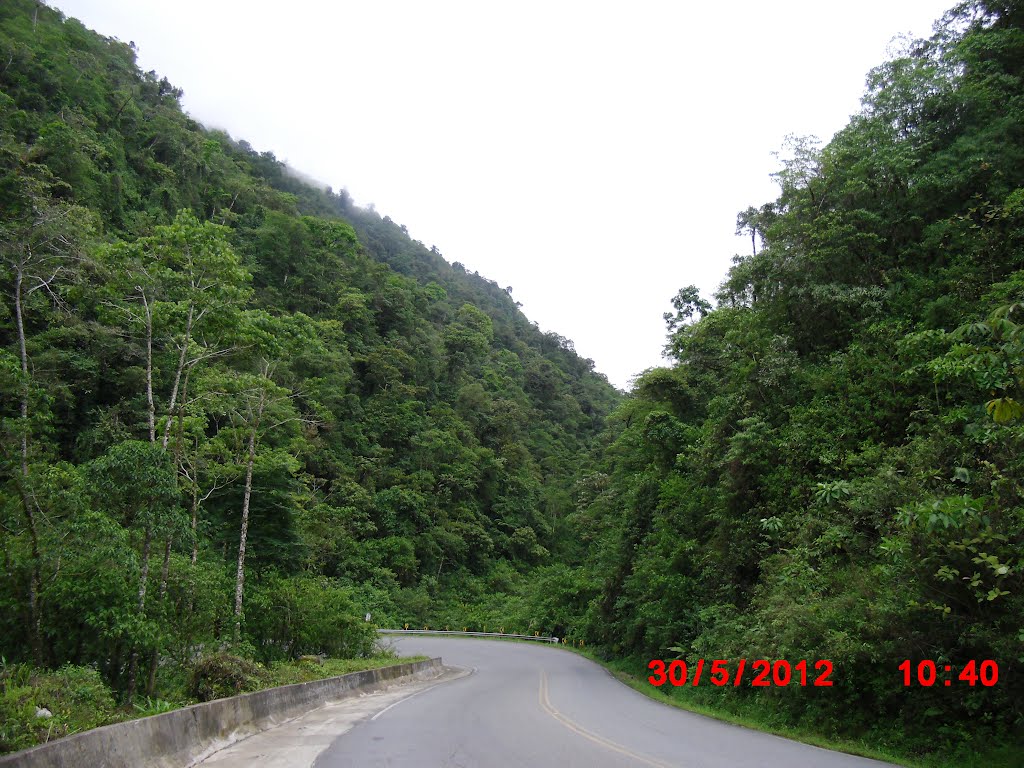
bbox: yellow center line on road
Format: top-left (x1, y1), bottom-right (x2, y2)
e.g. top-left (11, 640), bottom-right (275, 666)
top-left (538, 670), bottom-right (677, 768)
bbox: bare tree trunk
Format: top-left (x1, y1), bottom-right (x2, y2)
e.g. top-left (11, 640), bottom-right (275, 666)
top-left (126, 526), bottom-right (152, 701)
top-left (14, 266), bottom-right (44, 666)
top-left (146, 535), bottom-right (173, 696)
top-left (143, 292), bottom-right (155, 443)
top-left (173, 367), bottom-right (191, 459)
top-left (15, 268), bottom-right (28, 475)
top-left (233, 424), bottom-right (258, 644)
top-left (184, 483), bottom-right (200, 624)
top-left (189, 485), bottom-right (200, 567)
top-left (183, 470), bottom-right (218, 659)
top-left (161, 306), bottom-right (194, 449)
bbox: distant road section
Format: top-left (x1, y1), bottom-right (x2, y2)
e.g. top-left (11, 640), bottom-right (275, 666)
top-left (313, 636), bottom-right (899, 768)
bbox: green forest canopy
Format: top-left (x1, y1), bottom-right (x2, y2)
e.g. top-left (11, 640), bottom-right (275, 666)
top-left (0, 0), bottom-right (616, 701)
top-left (1, 0), bottom-right (1022, 764)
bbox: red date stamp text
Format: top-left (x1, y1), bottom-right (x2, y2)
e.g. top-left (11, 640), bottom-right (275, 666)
top-left (647, 659), bottom-right (834, 688)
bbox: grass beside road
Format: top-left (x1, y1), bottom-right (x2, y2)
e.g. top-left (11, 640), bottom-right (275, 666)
top-left (262, 654), bottom-right (429, 687)
top-left (0, 653), bottom-right (428, 755)
top-left (555, 646), bottom-right (1019, 768)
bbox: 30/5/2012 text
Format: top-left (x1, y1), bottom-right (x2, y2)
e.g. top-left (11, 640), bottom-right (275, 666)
top-left (646, 659), bottom-right (834, 688)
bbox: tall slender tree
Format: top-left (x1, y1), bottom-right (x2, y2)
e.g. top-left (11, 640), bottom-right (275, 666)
top-left (0, 165), bottom-right (92, 664)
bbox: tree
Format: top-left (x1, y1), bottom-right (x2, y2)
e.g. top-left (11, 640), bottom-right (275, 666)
top-left (100, 210), bottom-right (250, 448)
top-left (662, 285), bottom-right (712, 359)
top-left (96, 212), bottom-right (251, 689)
top-left (86, 440), bottom-right (183, 699)
top-left (443, 303), bottom-right (494, 378)
top-left (220, 312), bottom-right (322, 642)
top-left (0, 160), bottom-right (93, 664)
top-left (736, 206), bottom-right (760, 256)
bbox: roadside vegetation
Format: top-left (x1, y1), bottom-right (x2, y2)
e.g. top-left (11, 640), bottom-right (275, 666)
top-left (388, 3), bottom-right (1024, 764)
top-left (0, 0), bottom-right (615, 754)
top-left (0, 652), bottom-right (426, 753)
top-left (563, 646), bottom-right (1021, 768)
top-left (1, 0), bottom-right (1021, 764)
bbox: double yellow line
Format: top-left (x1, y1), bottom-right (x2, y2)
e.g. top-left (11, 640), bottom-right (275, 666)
top-left (538, 671), bottom-right (676, 768)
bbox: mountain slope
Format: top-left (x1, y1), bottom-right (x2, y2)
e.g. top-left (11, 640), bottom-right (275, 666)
top-left (551, 2), bottom-right (1023, 763)
top-left (0, 0), bottom-right (618, 708)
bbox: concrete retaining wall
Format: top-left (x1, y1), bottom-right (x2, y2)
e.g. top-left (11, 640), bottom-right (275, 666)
top-left (0, 657), bottom-right (443, 768)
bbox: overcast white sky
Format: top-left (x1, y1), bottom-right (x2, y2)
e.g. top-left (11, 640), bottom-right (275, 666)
top-left (55, 0), bottom-right (953, 389)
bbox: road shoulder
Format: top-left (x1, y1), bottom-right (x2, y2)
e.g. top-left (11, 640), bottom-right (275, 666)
top-left (196, 665), bottom-right (470, 768)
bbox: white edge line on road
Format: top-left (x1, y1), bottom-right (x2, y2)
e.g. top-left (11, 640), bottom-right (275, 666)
top-left (370, 667), bottom-right (476, 722)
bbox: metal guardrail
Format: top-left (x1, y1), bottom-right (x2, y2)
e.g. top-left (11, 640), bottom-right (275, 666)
top-left (379, 628), bottom-right (560, 644)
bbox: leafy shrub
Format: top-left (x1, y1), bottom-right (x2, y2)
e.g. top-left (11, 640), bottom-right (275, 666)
top-left (187, 653), bottom-right (265, 702)
top-left (131, 697), bottom-right (180, 717)
top-left (245, 575), bottom-right (377, 662)
top-left (262, 655), bottom-right (411, 687)
top-left (0, 663), bottom-right (116, 754)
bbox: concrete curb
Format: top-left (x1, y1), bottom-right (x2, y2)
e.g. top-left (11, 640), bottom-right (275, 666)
top-left (0, 657), bottom-right (443, 768)
top-left (379, 628), bottom-right (560, 643)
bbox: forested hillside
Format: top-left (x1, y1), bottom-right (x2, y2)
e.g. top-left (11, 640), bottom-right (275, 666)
top-left (3, 0), bottom-right (1023, 764)
top-left (0, 0), bottom-right (617, 723)
top-left (538, 1), bottom-right (1022, 763)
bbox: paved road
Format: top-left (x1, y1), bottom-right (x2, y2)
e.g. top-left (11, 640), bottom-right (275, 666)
top-left (312, 636), bottom-right (899, 768)
top-left (198, 664), bottom-right (465, 768)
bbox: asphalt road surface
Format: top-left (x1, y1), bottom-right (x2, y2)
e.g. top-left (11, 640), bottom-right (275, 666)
top-left (310, 635), bottom-right (899, 768)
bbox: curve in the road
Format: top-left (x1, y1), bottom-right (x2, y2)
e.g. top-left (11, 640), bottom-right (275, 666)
top-left (538, 669), bottom-right (672, 768)
top-left (313, 636), bottom-right (901, 768)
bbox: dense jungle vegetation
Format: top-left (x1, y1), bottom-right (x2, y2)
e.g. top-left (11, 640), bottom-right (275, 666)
top-left (1, 0), bottom-right (1022, 764)
top-left (0, 0), bottom-right (618, 748)
top-left (542, 1), bottom-right (1023, 763)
